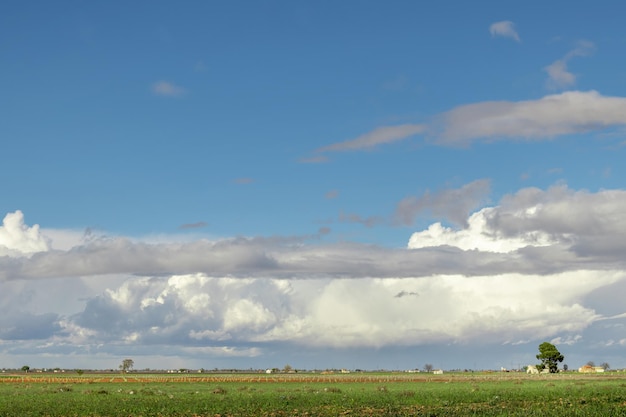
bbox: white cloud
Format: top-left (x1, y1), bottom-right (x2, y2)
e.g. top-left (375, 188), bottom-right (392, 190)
top-left (308, 90), bottom-right (626, 153)
top-left (70, 275), bottom-right (293, 345)
top-left (544, 41), bottom-right (595, 90)
top-left (408, 184), bottom-right (626, 257)
top-left (58, 271), bottom-right (620, 351)
top-left (223, 299), bottom-right (276, 332)
top-left (0, 211), bottom-right (49, 257)
top-left (544, 60), bottom-right (576, 89)
top-left (489, 21), bottom-right (520, 42)
top-left (407, 210), bottom-right (557, 253)
top-left (151, 80), bottom-right (187, 97)
top-left (550, 335), bottom-right (583, 346)
top-left (436, 90), bottom-right (626, 145)
top-left (317, 124), bottom-right (425, 153)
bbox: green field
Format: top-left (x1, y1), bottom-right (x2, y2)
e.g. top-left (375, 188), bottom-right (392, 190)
top-left (1, 372), bottom-right (625, 416)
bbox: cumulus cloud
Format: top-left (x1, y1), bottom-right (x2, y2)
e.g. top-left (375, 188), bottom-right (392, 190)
top-left (489, 21), bottom-right (520, 42)
top-left (71, 275), bottom-right (292, 345)
top-left (408, 217), bottom-right (552, 253)
top-left (59, 271), bottom-right (620, 351)
top-left (2, 270), bottom-right (623, 364)
top-left (436, 90), bottom-right (626, 145)
top-left (408, 184), bottom-right (626, 257)
top-left (316, 124), bottom-right (425, 153)
top-left (151, 80), bottom-right (187, 97)
top-left (544, 41), bottom-right (595, 90)
top-left (0, 211), bottom-right (49, 257)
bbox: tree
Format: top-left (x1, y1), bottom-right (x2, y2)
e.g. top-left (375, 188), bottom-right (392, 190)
top-left (600, 362), bottom-right (610, 371)
top-left (119, 358), bottom-right (134, 373)
top-left (424, 364), bottom-right (434, 372)
top-left (21, 365), bottom-right (30, 373)
top-left (586, 361), bottom-right (595, 367)
top-left (536, 342), bottom-right (564, 373)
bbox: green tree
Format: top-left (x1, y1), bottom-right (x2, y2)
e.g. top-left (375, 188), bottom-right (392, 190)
top-left (536, 342), bottom-right (564, 373)
top-left (21, 365), bottom-right (30, 373)
top-left (119, 358), bottom-right (134, 373)
top-left (601, 362), bottom-right (610, 371)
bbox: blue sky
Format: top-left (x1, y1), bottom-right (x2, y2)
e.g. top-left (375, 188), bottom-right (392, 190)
top-left (2, 0), bottom-right (626, 371)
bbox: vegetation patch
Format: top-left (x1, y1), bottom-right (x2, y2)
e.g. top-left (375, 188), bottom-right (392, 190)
top-left (1, 372), bottom-right (626, 416)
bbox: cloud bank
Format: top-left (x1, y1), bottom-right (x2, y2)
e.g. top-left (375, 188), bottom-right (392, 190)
top-left (4, 184), bottom-right (626, 281)
top-left (2, 183), bottom-right (626, 363)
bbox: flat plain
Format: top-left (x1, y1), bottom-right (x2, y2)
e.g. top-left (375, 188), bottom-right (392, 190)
top-left (1, 371), bottom-right (625, 416)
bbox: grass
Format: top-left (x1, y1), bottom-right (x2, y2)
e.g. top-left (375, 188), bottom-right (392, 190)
top-left (1, 372), bottom-right (625, 416)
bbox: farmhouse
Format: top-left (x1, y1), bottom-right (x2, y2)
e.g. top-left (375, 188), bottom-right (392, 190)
top-left (526, 365), bottom-right (549, 374)
top-left (578, 365), bottom-right (605, 373)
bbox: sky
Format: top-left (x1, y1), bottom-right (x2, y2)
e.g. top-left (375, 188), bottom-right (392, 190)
top-left (2, 0), bottom-right (626, 372)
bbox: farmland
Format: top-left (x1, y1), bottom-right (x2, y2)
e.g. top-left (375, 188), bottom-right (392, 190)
top-left (1, 371), bottom-right (626, 416)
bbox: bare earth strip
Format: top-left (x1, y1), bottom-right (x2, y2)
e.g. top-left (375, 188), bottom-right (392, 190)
top-left (1, 372), bottom-right (624, 384)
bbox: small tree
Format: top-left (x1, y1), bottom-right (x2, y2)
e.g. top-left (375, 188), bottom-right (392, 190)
top-left (536, 342), bottom-right (564, 373)
top-left (424, 364), bottom-right (434, 372)
top-left (283, 364), bottom-right (293, 373)
top-left (586, 361), bottom-right (595, 367)
top-left (600, 362), bottom-right (610, 371)
top-left (119, 358), bottom-right (134, 373)
top-left (21, 365), bottom-right (30, 373)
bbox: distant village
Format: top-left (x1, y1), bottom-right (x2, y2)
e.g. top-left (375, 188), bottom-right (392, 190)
top-left (1, 362), bottom-right (619, 375)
